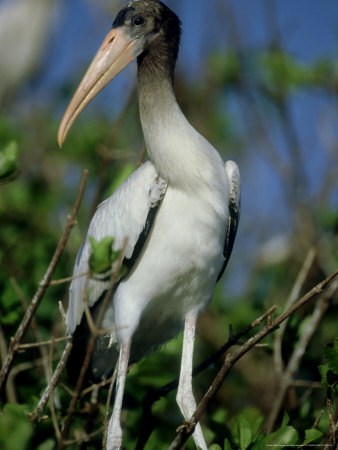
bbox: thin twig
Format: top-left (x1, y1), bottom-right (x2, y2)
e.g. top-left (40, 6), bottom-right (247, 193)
top-left (136, 305), bottom-right (277, 449)
top-left (48, 338), bottom-right (62, 440)
top-left (81, 375), bottom-right (116, 397)
top-left (0, 169), bottom-right (88, 395)
top-left (273, 248), bottom-right (317, 374)
top-left (327, 391), bottom-right (336, 440)
top-left (312, 410), bottom-right (324, 429)
top-left (62, 426), bottom-right (105, 446)
top-left (30, 340), bottom-right (73, 422)
top-left (59, 238), bottom-right (128, 447)
top-left (18, 336), bottom-right (71, 349)
top-left (49, 271), bottom-right (90, 286)
top-left (10, 276), bottom-right (50, 381)
top-left (265, 279), bottom-right (337, 433)
top-left (103, 362), bottom-right (118, 449)
top-left (0, 323), bottom-right (16, 403)
top-left (168, 270), bottom-right (338, 449)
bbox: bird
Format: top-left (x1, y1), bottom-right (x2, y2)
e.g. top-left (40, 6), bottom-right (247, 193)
top-left (58, 1), bottom-right (240, 449)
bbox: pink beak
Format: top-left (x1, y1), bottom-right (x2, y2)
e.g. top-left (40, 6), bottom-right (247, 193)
top-left (57, 28), bottom-right (144, 147)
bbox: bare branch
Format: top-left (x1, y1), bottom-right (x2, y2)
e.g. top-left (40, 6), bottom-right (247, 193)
top-left (59, 238), bottom-right (128, 446)
top-left (48, 338), bottom-right (62, 441)
top-left (136, 305), bottom-right (278, 448)
top-left (18, 336), bottom-right (71, 350)
top-left (0, 323), bottom-right (16, 403)
top-left (266, 279), bottom-right (337, 432)
top-left (30, 340), bottom-right (73, 422)
top-left (274, 248), bottom-right (317, 373)
top-left (0, 169), bottom-right (88, 395)
top-left (10, 276), bottom-right (50, 382)
top-left (102, 363), bottom-right (118, 449)
top-left (168, 270), bottom-right (338, 449)
top-left (49, 271), bottom-right (90, 286)
top-left (312, 410), bottom-right (324, 429)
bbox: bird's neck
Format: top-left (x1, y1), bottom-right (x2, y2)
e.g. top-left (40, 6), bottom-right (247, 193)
top-left (137, 53), bottom-right (221, 191)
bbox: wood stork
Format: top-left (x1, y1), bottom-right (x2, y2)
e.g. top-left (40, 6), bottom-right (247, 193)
top-left (58, 1), bottom-right (240, 448)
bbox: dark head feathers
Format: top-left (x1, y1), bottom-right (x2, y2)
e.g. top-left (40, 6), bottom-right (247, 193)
top-left (113, 0), bottom-right (181, 52)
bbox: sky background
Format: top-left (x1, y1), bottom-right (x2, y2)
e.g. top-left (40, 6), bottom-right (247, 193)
top-left (32, 0), bottom-right (338, 98)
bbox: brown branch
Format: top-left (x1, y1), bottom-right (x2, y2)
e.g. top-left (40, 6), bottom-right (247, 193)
top-left (265, 279), bottom-right (336, 432)
top-left (312, 410), bottom-right (324, 429)
top-left (102, 363), bottom-right (118, 449)
top-left (327, 391), bottom-right (337, 442)
top-left (18, 336), bottom-right (71, 350)
top-left (0, 169), bottom-right (88, 395)
top-left (48, 338), bottom-right (62, 441)
top-left (61, 426), bottom-right (105, 446)
top-left (135, 305), bottom-right (277, 449)
top-left (59, 238), bottom-right (128, 447)
top-left (0, 323), bottom-right (16, 403)
top-left (10, 276), bottom-right (50, 381)
top-left (168, 270), bottom-right (338, 449)
top-left (30, 340), bottom-right (73, 422)
top-left (273, 248), bottom-right (317, 373)
top-left (80, 375), bottom-right (115, 397)
top-left (49, 271), bottom-right (90, 286)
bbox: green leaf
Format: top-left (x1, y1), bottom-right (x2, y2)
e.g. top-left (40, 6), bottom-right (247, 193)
top-left (0, 140), bottom-right (18, 179)
top-left (318, 364), bottom-right (330, 388)
top-left (265, 426), bottom-right (299, 448)
top-left (237, 416), bottom-right (252, 450)
top-left (318, 364), bottom-right (338, 391)
top-left (281, 410), bottom-right (290, 427)
top-left (0, 140), bottom-right (19, 181)
top-left (0, 404), bottom-right (32, 450)
top-left (223, 439), bottom-right (232, 450)
top-left (89, 236), bottom-right (119, 273)
top-left (324, 339), bottom-right (338, 373)
top-left (208, 445), bottom-right (222, 450)
top-left (36, 439), bottom-right (56, 450)
top-left (300, 428), bottom-right (323, 447)
top-left (250, 434), bottom-right (266, 450)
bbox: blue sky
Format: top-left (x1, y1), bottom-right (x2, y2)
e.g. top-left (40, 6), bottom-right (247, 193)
top-left (5, 0), bottom-right (338, 294)
top-left (36, 0), bottom-right (338, 98)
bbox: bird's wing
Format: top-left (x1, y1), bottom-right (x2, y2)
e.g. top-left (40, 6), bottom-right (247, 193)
top-left (67, 161), bottom-right (167, 334)
top-left (217, 160), bottom-right (241, 282)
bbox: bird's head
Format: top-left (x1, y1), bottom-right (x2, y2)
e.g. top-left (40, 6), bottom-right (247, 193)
top-left (57, 0), bottom-right (181, 147)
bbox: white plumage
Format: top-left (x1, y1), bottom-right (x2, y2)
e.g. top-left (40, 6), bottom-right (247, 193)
top-left (58, 1), bottom-right (240, 448)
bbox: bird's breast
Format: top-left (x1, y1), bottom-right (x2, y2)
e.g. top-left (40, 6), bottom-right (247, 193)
top-left (112, 183), bottom-right (227, 349)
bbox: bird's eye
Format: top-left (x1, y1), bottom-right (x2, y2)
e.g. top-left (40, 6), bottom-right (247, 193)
top-left (132, 15), bottom-right (145, 27)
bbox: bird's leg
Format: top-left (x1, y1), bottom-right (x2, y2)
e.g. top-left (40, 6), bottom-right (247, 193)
top-left (176, 310), bottom-right (207, 450)
top-left (106, 341), bottom-right (130, 450)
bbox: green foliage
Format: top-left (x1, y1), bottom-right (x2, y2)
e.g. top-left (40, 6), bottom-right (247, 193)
top-left (205, 408), bottom-right (326, 449)
top-left (318, 339), bottom-right (338, 394)
top-left (89, 236), bottom-right (120, 273)
top-left (0, 17), bottom-right (337, 450)
top-left (300, 428), bottom-right (323, 447)
top-left (0, 404), bottom-right (32, 450)
top-left (0, 140), bottom-right (18, 181)
top-left (264, 425), bottom-right (299, 448)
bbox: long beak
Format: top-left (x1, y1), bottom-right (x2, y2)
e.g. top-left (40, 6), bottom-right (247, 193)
top-left (57, 28), bottom-right (143, 147)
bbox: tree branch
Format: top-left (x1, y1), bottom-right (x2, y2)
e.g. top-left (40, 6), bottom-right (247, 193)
top-left (168, 270), bottom-right (338, 449)
top-left (266, 279), bottom-right (337, 432)
top-left (0, 169), bottom-right (88, 395)
top-left (136, 306), bottom-right (277, 449)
